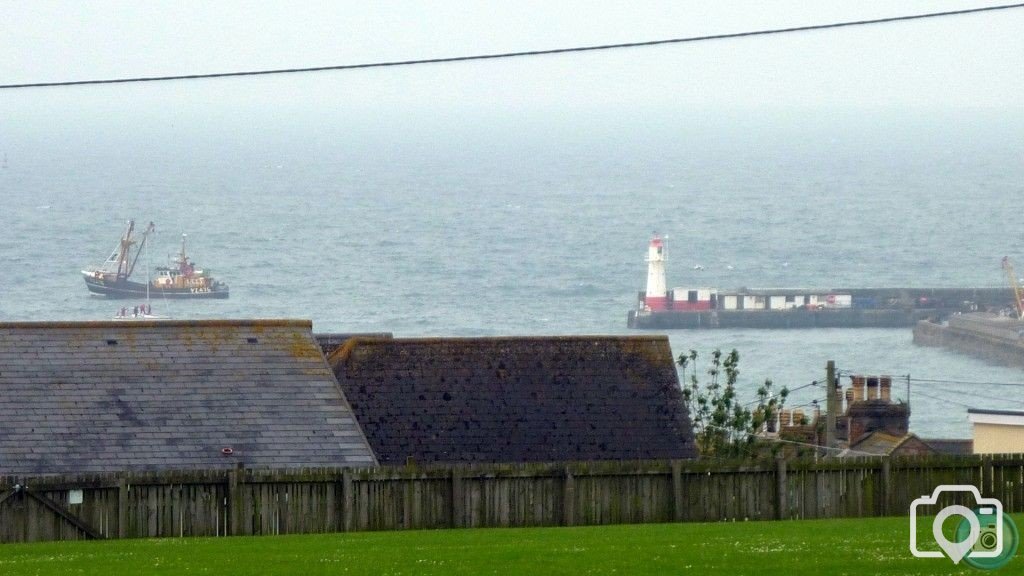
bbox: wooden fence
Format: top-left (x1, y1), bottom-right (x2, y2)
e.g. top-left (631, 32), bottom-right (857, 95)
top-left (2, 455), bottom-right (1024, 543)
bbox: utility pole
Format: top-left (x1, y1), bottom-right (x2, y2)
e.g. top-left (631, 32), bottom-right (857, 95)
top-left (905, 373), bottom-right (911, 411)
top-left (825, 360), bottom-right (838, 452)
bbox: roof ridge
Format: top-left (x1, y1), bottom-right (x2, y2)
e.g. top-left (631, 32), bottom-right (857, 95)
top-left (0, 319), bottom-right (312, 329)
top-left (851, 430), bottom-right (917, 449)
top-left (351, 335), bottom-right (670, 344)
top-left (326, 336), bottom-right (392, 367)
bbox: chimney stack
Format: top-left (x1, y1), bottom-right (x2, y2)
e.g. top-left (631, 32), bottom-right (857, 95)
top-left (852, 376), bottom-right (865, 401)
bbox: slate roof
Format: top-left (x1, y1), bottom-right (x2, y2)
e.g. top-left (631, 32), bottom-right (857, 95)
top-left (923, 439), bottom-right (974, 455)
top-left (844, 432), bottom-right (935, 457)
top-left (0, 320), bottom-right (376, 475)
top-left (328, 335), bottom-right (696, 465)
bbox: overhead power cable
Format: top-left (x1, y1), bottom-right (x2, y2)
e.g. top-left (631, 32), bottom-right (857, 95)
top-left (786, 381), bottom-right (820, 394)
top-left (835, 373), bottom-right (1024, 391)
top-left (910, 388), bottom-right (978, 409)
top-left (738, 380), bottom-right (818, 407)
top-left (787, 398), bottom-right (826, 410)
top-left (910, 377), bottom-right (1024, 388)
top-left (2, 2), bottom-right (1023, 90)
top-left (704, 423), bottom-right (877, 456)
top-left (760, 435), bottom-right (877, 457)
top-left (924, 384), bottom-right (1024, 406)
top-left (836, 370), bottom-right (911, 379)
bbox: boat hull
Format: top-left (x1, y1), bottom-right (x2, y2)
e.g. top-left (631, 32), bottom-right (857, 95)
top-left (83, 274), bottom-right (229, 299)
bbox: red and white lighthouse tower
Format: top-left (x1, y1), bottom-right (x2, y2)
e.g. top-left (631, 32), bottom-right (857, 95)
top-left (644, 235), bottom-right (669, 311)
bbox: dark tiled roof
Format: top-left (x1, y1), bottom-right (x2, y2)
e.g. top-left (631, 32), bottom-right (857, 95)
top-left (845, 432), bottom-right (935, 457)
top-left (328, 336), bottom-right (696, 465)
top-left (0, 320), bottom-right (376, 475)
top-left (923, 438), bottom-right (974, 455)
top-left (848, 432), bottom-right (913, 456)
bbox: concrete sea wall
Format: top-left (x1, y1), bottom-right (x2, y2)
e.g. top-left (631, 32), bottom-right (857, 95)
top-left (913, 315), bottom-right (1024, 369)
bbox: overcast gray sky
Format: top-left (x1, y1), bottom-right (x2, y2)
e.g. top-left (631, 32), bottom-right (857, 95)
top-left (1, 1), bottom-right (1022, 117)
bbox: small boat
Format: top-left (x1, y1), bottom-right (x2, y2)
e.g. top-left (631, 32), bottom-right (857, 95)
top-left (113, 303), bottom-right (167, 320)
top-left (82, 220), bottom-right (229, 299)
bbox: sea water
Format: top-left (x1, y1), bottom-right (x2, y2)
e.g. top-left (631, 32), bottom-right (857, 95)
top-left (2, 102), bottom-right (1022, 438)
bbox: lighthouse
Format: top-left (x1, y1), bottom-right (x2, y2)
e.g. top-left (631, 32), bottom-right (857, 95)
top-left (644, 236), bottom-right (669, 311)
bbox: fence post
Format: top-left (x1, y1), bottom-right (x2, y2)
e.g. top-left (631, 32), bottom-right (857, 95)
top-left (16, 478), bottom-right (26, 542)
top-left (228, 463), bottom-right (245, 536)
top-left (880, 457), bottom-right (891, 516)
top-left (776, 458), bottom-right (787, 520)
top-left (334, 470), bottom-right (344, 533)
top-left (341, 469), bottom-right (354, 532)
top-left (451, 468), bottom-right (464, 528)
top-left (117, 475), bottom-right (128, 539)
top-left (403, 474), bottom-right (413, 529)
top-left (563, 467), bottom-right (575, 526)
top-left (671, 460), bottom-right (683, 522)
top-left (982, 457), bottom-right (994, 497)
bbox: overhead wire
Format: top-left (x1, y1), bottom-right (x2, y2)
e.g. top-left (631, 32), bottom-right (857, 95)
top-left (739, 380), bottom-right (819, 407)
top-left (2, 3), bottom-right (1023, 89)
top-left (836, 369), bottom-right (910, 379)
top-left (787, 398), bottom-right (825, 410)
top-left (791, 371), bottom-right (1024, 406)
top-left (831, 369), bottom-right (1023, 409)
top-left (923, 385), bottom-right (1024, 406)
top-left (703, 424), bottom-right (878, 457)
top-left (909, 388), bottom-right (978, 409)
top-left (837, 371), bottom-right (1024, 385)
top-left (910, 377), bottom-right (1024, 388)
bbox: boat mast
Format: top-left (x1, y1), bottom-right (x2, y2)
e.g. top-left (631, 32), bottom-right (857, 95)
top-left (126, 221), bottom-right (154, 280)
top-left (144, 224), bottom-right (154, 308)
top-left (115, 220), bottom-right (136, 281)
top-left (177, 233), bottom-right (191, 276)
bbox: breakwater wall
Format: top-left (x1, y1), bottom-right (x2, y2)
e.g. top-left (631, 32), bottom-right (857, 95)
top-left (630, 308), bottom-right (939, 329)
top-left (839, 287), bottom-right (1010, 305)
top-left (629, 287), bottom-right (1012, 330)
top-left (913, 314), bottom-right (1024, 369)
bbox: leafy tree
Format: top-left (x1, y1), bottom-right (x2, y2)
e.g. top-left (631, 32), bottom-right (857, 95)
top-left (677, 349), bottom-right (788, 458)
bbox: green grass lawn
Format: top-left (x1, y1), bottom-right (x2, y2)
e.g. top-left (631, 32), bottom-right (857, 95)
top-left (0, 516), bottom-right (1020, 575)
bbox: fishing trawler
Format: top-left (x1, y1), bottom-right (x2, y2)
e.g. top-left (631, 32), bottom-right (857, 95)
top-left (82, 220), bottom-right (229, 299)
